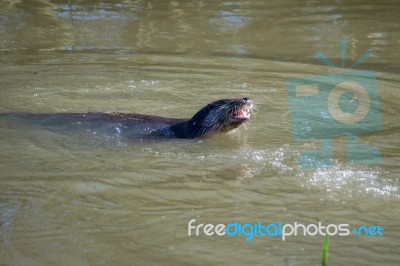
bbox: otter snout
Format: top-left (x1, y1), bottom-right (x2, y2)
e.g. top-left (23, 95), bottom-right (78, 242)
top-left (241, 97), bottom-right (253, 104)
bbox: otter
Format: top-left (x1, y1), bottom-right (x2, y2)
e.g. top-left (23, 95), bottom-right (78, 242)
top-left (156, 97), bottom-right (253, 138)
top-left (0, 98), bottom-right (253, 139)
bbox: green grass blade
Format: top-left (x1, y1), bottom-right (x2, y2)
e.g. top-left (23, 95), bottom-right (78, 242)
top-left (321, 234), bottom-right (330, 266)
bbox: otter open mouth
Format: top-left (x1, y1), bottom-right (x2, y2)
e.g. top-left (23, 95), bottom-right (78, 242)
top-left (232, 106), bottom-right (252, 121)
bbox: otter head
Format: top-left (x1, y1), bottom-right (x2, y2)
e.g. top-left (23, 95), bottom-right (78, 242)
top-left (182, 98), bottom-right (253, 138)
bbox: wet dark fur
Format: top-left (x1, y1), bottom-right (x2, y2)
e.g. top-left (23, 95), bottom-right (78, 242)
top-left (156, 98), bottom-right (253, 138)
top-left (0, 98), bottom-right (253, 139)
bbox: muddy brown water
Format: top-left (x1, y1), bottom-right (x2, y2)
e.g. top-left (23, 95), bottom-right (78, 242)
top-left (0, 1), bottom-right (399, 265)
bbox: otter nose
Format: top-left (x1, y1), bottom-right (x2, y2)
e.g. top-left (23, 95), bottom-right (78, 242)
top-left (241, 97), bottom-right (252, 104)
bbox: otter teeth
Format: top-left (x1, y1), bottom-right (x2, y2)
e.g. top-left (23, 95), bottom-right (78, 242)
top-left (242, 108), bottom-right (250, 118)
top-left (234, 108), bottom-right (251, 119)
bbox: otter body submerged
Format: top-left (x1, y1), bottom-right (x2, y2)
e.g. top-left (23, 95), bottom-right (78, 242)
top-left (0, 98), bottom-right (253, 139)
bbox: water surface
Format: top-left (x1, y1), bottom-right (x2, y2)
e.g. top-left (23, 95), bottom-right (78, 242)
top-left (1, 1), bottom-right (399, 265)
